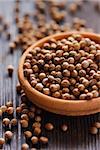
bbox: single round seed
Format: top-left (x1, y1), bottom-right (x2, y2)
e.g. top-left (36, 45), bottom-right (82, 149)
top-left (70, 70), bottom-right (78, 78)
top-left (82, 79), bottom-right (89, 87)
top-left (7, 107), bottom-right (14, 115)
top-left (16, 106), bottom-right (22, 114)
top-left (31, 136), bottom-right (38, 144)
top-left (45, 123), bottom-right (54, 131)
top-left (43, 88), bottom-right (50, 95)
top-left (86, 93), bottom-right (93, 100)
top-left (0, 138), bottom-right (5, 145)
top-left (52, 91), bottom-right (61, 98)
top-left (69, 3), bottom-right (78, 14)
top-left (61, 80), bottom-right (70, 88)
top-left (7, 65), bottom-right (14, 77)
top-left (39, 136), bottom-right (48, 144)
top-left (3, 118), bottom-right (10, 126)
top-left (50, 84), bottom-right (58, 92)
top-left (6, 101), bottom-right (13, 107)
top-left (20, 120), bottom-right (28, 128)
top-left (16, 83), bottom-right (22, 94)
top-left (35, 116), bottom-right (41, 122)
top-left (21, 114), bottom-right (29, 121)
top-left (61, 124), bottom-right (68, 132)
top-left (68, 64), bottom-right (75, 71)
top-left (67, 57), bottom-right (75, 64)
top-left (78, 84), bottom-right (85, 91)
top-left (62, 93), bottom-right (71, 100)
top-left (32, 122), bottom-right (41, 129)
top-left (34, 127), bottom-right (41, 135)
top-left (89, 126), bottom-right (98, 135)
top-left (72, 88), bottom-right (80, 96)
top-left (62, 62), bottom-right (69, 69)
top-left (23, 62), bottom-right (31, 69)
top-left (93, 122), bottom-right (100, 129)
top-left (0, 105), bottom-right (7, 113)
top-left (39, 73), bottom-right (46, 80)
top-left (35, 83), bottom-right (43, 91)
top-left (92, 90), bottom-right (99, 98)
top-left (24, 131), bottom-right (32, 139)
top-left (92, 85), bottom-right (98, 90)
top-left (31, 80), bottom-right (37, 87)
top-left (63, 70), bottom-right (70, 77)
top-left (62, 88), bottom-right (69, 93)
top-left (11, 118), bottom-right (17, 126)
top-left (5, 131), bottom-right (13, 140)
top-left (79, 94), bottom-right (86, 100)
top-left (21, 143), bottom-right (29, 150)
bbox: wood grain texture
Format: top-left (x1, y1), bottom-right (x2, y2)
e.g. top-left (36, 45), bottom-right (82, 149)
top-left (0, 0), bottom-right (100, 150)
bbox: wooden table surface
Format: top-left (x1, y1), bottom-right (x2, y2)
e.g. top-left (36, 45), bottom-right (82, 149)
top-left (0, 0), bottom-right (100, 150)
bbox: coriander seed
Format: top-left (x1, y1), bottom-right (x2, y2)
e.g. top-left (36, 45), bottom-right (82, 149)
top-left (45, 123), bottom-right (54, 131)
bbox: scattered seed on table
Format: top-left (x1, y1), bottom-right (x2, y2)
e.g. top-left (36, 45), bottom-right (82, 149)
top-left (21, 143), bottom-right (29, 150)
top-left (16, 83), bottom-right (22, 94)
top-left (61, 124), bottom-right (68, 132)
top-left (20, 120), bottom-right (28, 128)
top-left (7, 107), bottom-right (14, 115)
top-left (7, 65), bottom-right (14, 77)
top-left (21, 114), bottom-right (29, 121)
top-left (3, 118), bottom-right (10, 126)
top-left (0, 138), bottom-right (5, 146)
top-left (16, 106), bottom-right (22, 114)
top-left (9, 42), bottom-right (16, 54)
top-left (39, 136), bottom-right (48, 144)
top-left (4, 131), bottom-right (13, 140)
top-left (6, 101), bottom-right (13, 107)
top-left (35, 116), bottom-right (42, 122)
top-left (69, 3), bottom-right (78, 14)
top-left (45, 123), bottom-right (54, 131)
top-left (0, 105), bottom-right (7, 113)
top-left (32, 122), bottom-right (41, 129)
top-left (89, 126), bottom-right (98, 135)
top-left (31, 136), bottom-right (38, 144)
top-left (24, 131), bottom-right (32, 139)
top-left (22, 109), bottom-right (29, 114)
top-left (11, 118), bottom-right (17, 126)
top-left (34, 127), bottom-right (41, 135)
top-left (93, 122), bottom-right (100, 129)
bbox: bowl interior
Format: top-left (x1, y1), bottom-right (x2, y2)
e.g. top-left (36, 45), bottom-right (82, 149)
top-left (18, 32), bottom-right (100, 116)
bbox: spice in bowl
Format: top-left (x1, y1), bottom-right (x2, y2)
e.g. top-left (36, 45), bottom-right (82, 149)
top-left (23, 34), bottom-right (100, 100)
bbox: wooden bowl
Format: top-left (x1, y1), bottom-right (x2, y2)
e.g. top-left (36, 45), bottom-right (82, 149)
top-left (18, 32), bottom-right (100, 116)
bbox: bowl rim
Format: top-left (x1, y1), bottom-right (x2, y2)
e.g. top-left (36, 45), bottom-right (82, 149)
top-left (18, 32), bottom-right (100, 107)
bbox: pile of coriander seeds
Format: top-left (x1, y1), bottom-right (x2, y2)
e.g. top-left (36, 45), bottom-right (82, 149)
top-left (24, 34), bottom-right (100, 100)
